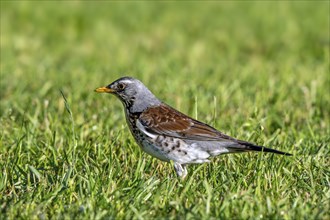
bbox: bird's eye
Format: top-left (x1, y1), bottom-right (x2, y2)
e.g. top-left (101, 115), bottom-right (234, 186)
top-left (117, 83), bottom-right (125, 90)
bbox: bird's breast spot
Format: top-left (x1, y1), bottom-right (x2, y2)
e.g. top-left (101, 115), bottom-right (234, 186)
top-left (140, 140), bottom-right (170, 162)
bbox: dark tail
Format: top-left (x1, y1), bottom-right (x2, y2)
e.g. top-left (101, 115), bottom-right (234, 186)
top-left (229, 140), bottom-right (292, 156)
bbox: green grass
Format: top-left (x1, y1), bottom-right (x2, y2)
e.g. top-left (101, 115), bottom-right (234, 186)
top-left (1, 1), bottom-right (329, 219)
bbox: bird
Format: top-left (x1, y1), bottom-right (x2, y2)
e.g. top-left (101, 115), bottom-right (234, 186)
top-left (95, 76), bottom-right (292, 178)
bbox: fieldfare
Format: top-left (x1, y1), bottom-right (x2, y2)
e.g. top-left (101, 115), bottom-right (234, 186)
top-left (95, 77), bottom-right (292, 178)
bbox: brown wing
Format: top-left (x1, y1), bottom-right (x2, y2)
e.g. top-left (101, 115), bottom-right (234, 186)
top-left (138, 104), bottom-right (292, 155)
top-left (138, 104), bottom-right (236, 141)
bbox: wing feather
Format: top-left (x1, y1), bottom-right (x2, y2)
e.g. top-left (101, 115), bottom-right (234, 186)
top-left (138, 104), bottom-right (235, 141)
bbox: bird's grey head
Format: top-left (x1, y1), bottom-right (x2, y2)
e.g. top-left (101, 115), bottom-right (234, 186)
top-left (95, 77), bottom-right (161, 113)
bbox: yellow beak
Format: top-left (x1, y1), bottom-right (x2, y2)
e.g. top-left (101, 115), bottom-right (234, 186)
top-left (94, 87), bottom-right (115, 93)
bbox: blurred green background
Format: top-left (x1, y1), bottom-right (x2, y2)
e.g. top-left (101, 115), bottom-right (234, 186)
top-left (1, 1), bottom-right (329, 219)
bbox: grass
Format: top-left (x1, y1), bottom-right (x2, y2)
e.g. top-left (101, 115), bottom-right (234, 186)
top-left (1, 1), bottom-right (329, 219)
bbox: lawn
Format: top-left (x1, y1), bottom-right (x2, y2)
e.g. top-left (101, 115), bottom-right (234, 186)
top-left (1, 1), bottom-right (329, 219)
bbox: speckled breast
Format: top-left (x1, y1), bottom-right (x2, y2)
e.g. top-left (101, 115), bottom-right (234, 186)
top-left (125, 111), bottom-right (171, 162)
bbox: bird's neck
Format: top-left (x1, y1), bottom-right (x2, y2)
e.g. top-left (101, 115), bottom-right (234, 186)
top-left (128, 93), bottom-right (161, 113)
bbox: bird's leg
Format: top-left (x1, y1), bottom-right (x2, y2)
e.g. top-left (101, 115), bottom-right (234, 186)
top-left (182, 165), bottom-right (187, 178)
top-left (174, 163), bottom-right (187, 179)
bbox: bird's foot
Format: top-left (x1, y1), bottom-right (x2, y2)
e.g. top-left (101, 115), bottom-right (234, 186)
top-left (174, 162), bottom-right (187, 179)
